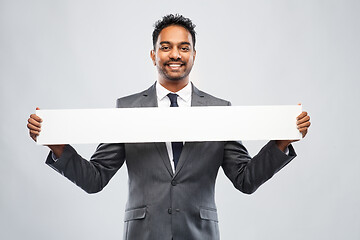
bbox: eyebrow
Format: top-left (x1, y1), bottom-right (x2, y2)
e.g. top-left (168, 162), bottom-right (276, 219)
top-left (159, 41), bottom-right (191, 46)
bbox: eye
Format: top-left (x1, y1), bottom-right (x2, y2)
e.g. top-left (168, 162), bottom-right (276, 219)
top-left (181, 47), bottom-right (190, 51)
top-left (161, 46), bottom-right (170, 51)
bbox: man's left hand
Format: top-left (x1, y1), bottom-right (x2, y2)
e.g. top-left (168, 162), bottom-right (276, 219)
top-left (276, 110), bottom-right (311, 152)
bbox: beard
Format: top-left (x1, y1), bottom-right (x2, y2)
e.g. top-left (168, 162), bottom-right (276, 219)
top-left (157, 61), bottom-right (193, 81)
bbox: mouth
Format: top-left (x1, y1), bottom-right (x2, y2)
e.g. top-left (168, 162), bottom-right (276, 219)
top-left (165, 62), bottom-right (185, 70)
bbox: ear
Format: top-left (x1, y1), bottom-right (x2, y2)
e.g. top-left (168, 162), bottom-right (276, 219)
top-left (150, 50), bottom-right (156, 66)
top-left (193, 50), bottom-right (196, 62)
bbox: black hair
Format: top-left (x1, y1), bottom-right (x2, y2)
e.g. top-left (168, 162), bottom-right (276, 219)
top-left (152, 14), bottom-right (196, 50)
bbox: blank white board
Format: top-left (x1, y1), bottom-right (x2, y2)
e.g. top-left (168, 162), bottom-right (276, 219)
top-left (36, 105), bottom-right (302, 144)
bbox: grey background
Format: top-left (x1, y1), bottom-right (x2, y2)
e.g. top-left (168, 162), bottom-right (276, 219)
top-left (1, 0), bottom-right (359, 239)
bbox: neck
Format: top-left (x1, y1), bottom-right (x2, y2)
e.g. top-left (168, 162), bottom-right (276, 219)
top-left (158, 78), bottom-right (189, 92)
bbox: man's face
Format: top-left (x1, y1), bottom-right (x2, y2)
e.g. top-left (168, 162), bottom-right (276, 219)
top-left (151, 25), bottom-right (196, 82)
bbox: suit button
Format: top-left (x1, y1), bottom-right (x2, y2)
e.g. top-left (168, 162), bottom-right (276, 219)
top-left (168, 208), bottom-right (172, 214)
top-left (171, 180), bottom-right (177, 186)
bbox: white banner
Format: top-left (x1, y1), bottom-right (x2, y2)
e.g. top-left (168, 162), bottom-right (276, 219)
top-left (36, 105), bottom-right (302, 144)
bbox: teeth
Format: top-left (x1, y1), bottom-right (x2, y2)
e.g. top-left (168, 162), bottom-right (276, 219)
top-left (169, 64), bottom-right (181, 67)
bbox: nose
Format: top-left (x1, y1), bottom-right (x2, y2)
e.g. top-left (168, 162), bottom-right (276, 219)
top-left (169, 47), bottom-right (181, 60)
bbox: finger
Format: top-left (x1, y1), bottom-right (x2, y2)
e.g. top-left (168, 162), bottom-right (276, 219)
top-left (30, 129), bottom-right (40, 136)
top-left (297, 121), bottom-right (311, 129)
top-left (30, 113), bottom-right (42, 123)
top-left (28, 117), bottom-right (42, 128)
top-left (27, 122), bottom-right (41, 132)
top-left (296, 111), bottom-right (307, 120)
top-left (297, 116), bottom-right (310, 125)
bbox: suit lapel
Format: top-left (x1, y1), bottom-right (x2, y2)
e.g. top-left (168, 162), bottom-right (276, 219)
top-left (140, 83), bottom-right (174, 177)
top-left (140, 83), bottom-right (158, 108)
top-left (174, 83), bottom-right (206, 177)
top-left (155, 142), bottom-right (174, 177)
top-left (190, 83), bottom-right (206, 107)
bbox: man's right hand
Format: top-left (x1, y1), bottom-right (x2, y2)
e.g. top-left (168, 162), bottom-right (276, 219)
top-left (27, 107), bottom-right (65, 158)
top-left (28, 107), bottom-right (42, 142)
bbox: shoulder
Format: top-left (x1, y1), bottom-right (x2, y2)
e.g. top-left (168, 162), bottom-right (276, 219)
top-left (116, 84), bottom-right (155, 108)
top-left (193, 84), bottom-right (231, 106)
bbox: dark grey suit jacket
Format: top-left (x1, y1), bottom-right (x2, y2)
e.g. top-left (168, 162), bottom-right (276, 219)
top-left (46, 83), bottom-right (296, 240)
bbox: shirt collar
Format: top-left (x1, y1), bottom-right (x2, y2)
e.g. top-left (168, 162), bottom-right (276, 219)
top-left (156, 81), bottom-right (192, 103)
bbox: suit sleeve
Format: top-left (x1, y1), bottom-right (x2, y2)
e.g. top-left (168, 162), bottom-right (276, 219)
top-left (46, 143), bottom-right (126, 193)
top-left (45, 99), bottom-right (127, 193)
top-left (221, 140), bottom-right (296, 194)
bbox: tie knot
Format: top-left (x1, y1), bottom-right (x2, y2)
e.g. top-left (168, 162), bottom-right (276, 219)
top-left (167, 93), bottom-right (179, 107)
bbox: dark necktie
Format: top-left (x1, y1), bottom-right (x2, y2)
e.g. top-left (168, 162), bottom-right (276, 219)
top-left (167, 93), bottom-right (183, 169)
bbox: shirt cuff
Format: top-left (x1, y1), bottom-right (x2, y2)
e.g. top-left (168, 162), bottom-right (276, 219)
top-left (285, 147), bottom-right (289, 155)
top-left (51, 152), bottom-right (59, 162)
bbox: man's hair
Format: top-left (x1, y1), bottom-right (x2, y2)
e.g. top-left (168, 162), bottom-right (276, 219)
top-left (152, 14), bottom-right (196, 50)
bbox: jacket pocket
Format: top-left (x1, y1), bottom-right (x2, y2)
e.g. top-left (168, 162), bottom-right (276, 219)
top-left (199, 208), bottom-right (218, 222)
top-left (124, 206), bottom-right (147, 222)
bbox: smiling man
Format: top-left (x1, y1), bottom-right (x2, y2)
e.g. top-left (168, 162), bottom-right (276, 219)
top-left (150, 23), bottom-right (196, 92)
top-left (27, 14), bottom-right (311, 240)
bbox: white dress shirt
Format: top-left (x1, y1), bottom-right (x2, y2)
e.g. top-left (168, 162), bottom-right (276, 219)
top-left (155, 81), bottom-right (192, 173)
